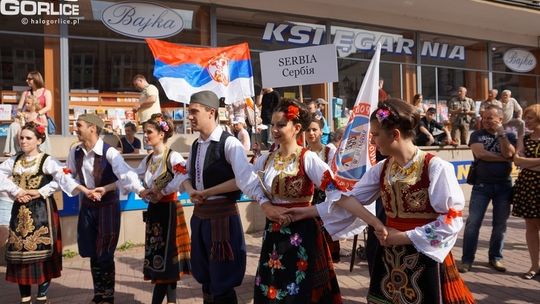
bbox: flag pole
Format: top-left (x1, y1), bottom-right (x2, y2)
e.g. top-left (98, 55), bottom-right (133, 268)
top-left (299, 85), bottom-right (304, 103)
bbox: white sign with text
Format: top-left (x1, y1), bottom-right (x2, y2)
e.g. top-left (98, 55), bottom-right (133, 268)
top-left (101, 1), bottom-right (184, 39)
top-left (260, 44), bottom-right (338, 88)
top-left (503, 48), bottom-right (537, 73)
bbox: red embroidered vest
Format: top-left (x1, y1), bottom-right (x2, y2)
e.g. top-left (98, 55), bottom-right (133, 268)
top-left (379, 151), bottom-right (439, 231)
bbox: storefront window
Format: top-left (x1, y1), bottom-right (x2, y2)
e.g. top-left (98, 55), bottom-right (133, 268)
top-left (70, 0), bottom-right (210, 45)
top-left (0, 34), bottom-right (45, 90)
top-left (493, 73), bottom-right (537, 108)
top-left (69, 38), bottom-right (160, 92)
top-left (419, 34), bottom-right (487, 70)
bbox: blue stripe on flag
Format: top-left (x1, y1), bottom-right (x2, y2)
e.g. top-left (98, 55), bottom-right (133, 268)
top-left (154, 59), bottom-right (253, 88)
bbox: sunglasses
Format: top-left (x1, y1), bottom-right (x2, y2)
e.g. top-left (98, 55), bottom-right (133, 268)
top-left (26, 77), bottom-right (33, 81)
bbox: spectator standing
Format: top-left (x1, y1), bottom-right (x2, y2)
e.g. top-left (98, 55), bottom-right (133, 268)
top-left (511, 104), bottom-right (540, 280)
top-left (258, 87), bottom-right (280, 149)
top-left (232, 117), bottom-right (250, 152)
top-left (315, 98), bottom-right (331, 144)
top-left (415, 107), bottom-right (454, 146)
top-left (500, 89), bottom-right (524, 137)
top-left (448, 86), bottom-right (476, 145)
top-left (479, 89), bottom-right (502, 116)
top-left (117, 122), bottom-right (141, 154)
top-left (459, 105), bottom-right (516, 273)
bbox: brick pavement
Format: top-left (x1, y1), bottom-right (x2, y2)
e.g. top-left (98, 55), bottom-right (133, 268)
top-left (1, 206), bottom-right (538, 303)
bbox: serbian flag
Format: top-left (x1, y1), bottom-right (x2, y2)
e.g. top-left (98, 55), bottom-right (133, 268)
top-left (331, 45), bottom-right (381, 191)
top-left (146, 39), bottom-right (254, 104)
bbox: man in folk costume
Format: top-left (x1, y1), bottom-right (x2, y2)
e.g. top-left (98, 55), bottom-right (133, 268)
top-left (66, 114), bottom-right (145, 304)
top-left (168, 91), bottom-right (268, 304)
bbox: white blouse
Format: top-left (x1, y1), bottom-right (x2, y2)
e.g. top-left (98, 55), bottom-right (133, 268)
top-left (134, 149), bottom-right (189, 194)
top-left (0, 153), bottom-right (80, 199)
top-left (253, 150), bottom-right (331, 205)
top-left (317, 156), bottom-right (465, 263)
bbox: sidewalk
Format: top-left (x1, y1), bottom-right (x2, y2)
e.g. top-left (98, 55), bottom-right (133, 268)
top-left (1, 207), bottom-right (538, 303)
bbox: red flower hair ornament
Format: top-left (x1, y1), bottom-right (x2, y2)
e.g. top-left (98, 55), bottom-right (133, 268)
top-left (285, 105), bottom-right (300, 121)
top-left (35, 125), bottom-right (46, 135)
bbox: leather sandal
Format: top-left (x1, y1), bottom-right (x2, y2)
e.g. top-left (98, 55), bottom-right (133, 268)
top-left (523, 270), bottom-right (538, 280)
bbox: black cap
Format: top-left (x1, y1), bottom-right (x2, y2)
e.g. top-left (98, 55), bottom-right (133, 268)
top-left (190, 90), bottom-right (219, 109)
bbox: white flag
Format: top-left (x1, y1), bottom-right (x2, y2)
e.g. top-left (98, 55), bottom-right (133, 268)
top-left (331, 46), bottom-right (381, 190)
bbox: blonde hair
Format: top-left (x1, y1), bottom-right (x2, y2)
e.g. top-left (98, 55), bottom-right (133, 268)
top-left (524, 104), bottom-right (540, 122)
top-left (25, 94), bottom-right (42, 111)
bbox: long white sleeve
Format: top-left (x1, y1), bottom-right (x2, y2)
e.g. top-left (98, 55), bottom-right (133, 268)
top-left (0, 156), bottom-right (23, 197)
top-left (224, 136), bottom-right (269, 204)
top-left (315, 160), bottom-right (383, 239)
top-left (42, 156), bottom-right (81, 197)
top-left (106, 147), bottom-right (144, 195)
top-left (405, 159), bottom-right (465, 263)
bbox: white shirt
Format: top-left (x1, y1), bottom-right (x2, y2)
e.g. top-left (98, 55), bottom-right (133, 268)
top-left (138, 84), bottom-right (161, 123)
top-left (0, 153), bottom-right (80, 199)
top-left (166, 127), bottom-right (268, 203)
top-left (317, 156), bottom-right (465, 263)
top-left (253, 150), bottom-right (331, 205)
top-left (66, 138), bottom-right (144, 194)
top-left (134, 149), bottom-right (189, 195)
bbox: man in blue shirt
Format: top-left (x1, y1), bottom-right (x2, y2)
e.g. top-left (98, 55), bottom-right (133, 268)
top-left (459, 105), bottom-right (516, 273)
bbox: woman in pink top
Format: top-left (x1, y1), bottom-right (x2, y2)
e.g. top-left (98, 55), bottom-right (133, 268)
top-left (3, 71), bottom-right (52, 156)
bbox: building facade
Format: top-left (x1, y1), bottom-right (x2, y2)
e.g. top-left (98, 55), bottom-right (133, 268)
top-left (1, 0), bottom-right (539, 133)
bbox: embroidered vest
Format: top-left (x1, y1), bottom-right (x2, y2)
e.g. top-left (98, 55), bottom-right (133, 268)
top-left (74, 142), bottom-right (119, 205)
top-left (12, 153), bottom-right (52, 190)
top-left (379, 151), bottom-right (438, 230)
top-left (264, 148), bottom-right (315, 203)
top-left (189, 132), bottom-right (241, 201)
top-left (145, 148), bottom-right (178, 202)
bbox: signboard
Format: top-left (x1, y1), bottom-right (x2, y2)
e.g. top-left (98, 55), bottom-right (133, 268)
top-left (260, 44), bottom-right (338, 88)
top-left (0, 104), bottom-right (13, 121)
top-left (503, 48), bottom-right (537, 73)
top-left (101, 1), bottom-right (184, 39)
top-left (262, 22), bottom-right (466, 60)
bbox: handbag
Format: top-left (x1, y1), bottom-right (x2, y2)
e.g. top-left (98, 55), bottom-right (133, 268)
top-left (46, 115), bottom-right (56, 134)
top-left (466, 160), bottom-right (477, 185)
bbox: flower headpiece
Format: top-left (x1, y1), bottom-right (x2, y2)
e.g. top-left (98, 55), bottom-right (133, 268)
top-left (157, 118), bottom-right (169, 132)
top-left (375, 108), bottom-right (391, 123)
top-left (35, 124), bottom-right (46, 135)
top-left (285, 105), bottom-right (300, 121)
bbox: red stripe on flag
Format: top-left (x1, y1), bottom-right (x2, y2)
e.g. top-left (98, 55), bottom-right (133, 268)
top-left (146, 39), bottom-right (251, 66)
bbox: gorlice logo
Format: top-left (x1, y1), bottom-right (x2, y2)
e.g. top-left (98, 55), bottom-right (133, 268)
top-left (503, 48), bottom-right (537, 73)
top-left (101, 1), bottom-right (183, 39)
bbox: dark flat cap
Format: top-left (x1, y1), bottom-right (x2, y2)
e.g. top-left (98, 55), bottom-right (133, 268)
top-left (190, 90), bottom-right (219, 109)
top-left (78, 113), bottom-right (104, 128)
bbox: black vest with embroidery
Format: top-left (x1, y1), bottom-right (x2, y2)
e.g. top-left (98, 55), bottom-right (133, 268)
top-left (74, 142), bottom-right (119, 205)
top-left (189, 132), bottom-right (241, 201)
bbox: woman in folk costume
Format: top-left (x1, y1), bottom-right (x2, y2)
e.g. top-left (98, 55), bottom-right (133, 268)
top-left (287, 99), bottom-right (475, 303)
top-left (132, 114), bottom-right (191, 304)
top-left (253, 99), bottom-right (342, 304)
top-left (0, 122), bottom-right (95, 304)
top-left (305, 114), bottom-right (340, 262)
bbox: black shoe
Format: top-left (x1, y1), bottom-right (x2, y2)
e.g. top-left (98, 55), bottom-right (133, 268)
top-left (35, 299), bottom-right (49, 304)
